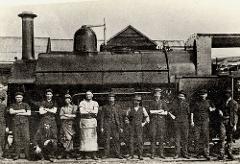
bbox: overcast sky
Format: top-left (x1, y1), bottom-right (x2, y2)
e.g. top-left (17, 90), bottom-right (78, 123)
top-left (0, 0), bottom-right (240, 57)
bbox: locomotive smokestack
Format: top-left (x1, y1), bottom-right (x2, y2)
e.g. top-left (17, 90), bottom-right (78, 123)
top-left (18, 11), bottom-right (37, 60)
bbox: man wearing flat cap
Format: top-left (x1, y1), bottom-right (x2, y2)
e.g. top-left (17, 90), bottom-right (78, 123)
top-left (170, 90), bottom-right (190, 159)
top-left (79, 91), bottom-right (99, 160)
top-left (9, 92), bottom-right (31, 160)
top-left (125, 94), bottom-right (149, 160)
top-left (59, 94), bottom-right (77, 158)
top-left (38, 89), bottom-right (58, 137)
top-left (218, 89), bottom-right (238, 160)
top-left (101, 93), bottom-right (123, 159)
top-left (190, 89), bottom-right (215, 160)
top-left (0, 94), bottom-right (6, 159)
top-left (149, 88), bottom-right (169, 159)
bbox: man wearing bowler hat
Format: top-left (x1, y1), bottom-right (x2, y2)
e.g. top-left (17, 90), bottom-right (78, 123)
top-left (149, 88), bottom-right (169, 159)
top-left (218, 88), bottom-right (238, 160)
top-left (101, 93), bottom-right (123, 159)
top-left (170, 90), bottom-right (190, 159)
top-left (190, 89), bottom-right (215, 160)
top-left (125, 94), bottom-right (149, 160)
top-left (9, 92), bottom-right (31, 160)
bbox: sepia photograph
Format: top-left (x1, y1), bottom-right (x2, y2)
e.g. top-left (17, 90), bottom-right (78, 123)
top-left (0, 0), bottom-right (240, 163)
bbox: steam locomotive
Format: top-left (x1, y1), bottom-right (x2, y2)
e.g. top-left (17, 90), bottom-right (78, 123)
top-left (7, 11), bottom-right (237, 148)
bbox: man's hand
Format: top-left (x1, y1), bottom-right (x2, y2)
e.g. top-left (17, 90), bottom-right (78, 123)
top-left (44, 139), bottom-right (51, 146)
top-left (125, 119), bottom-right (130, 124)
top-left (233, 125), bottom-right (237, 132)
top-left (101, 128), bottom-right (104, 133)
top-left (5, 127), bottom-right (9, 133)
top-left (35, 145), bottom-right (42, 154)
top-left (209, 107), bottom-right (216, 112)
top-left (39, 108), bottom-right (47, 115)
top-left (191, 121), bottom-right (194, 127)
top-left (219, 110), bottom-right (223, 117)
top-left (142, 122), bottom-right (146, 127)
top-left (120, 128), bottom-right (123, 133)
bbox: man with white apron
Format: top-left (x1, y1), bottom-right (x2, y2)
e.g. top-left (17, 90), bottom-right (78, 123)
top-left (79, 91), bottom-right (99, 160)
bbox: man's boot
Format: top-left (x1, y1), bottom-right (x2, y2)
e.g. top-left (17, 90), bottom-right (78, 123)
top-left (138, 154), bottom-right (143, 160)
top-left (174, 154), bottom-right (179, 159)
top-left (203, 154), bottom-right (210, 160)
top-left (227, 143), bottom-right (235, 160)
top-left (92, 152), bottom-right (98, 160)
top-left (174, 147), bottom-right (180, 159)
top-left (182, 154), bottom-right (190, 159)
top-left (13, 148), bottom-right (20, 160)
top-left (159, 146), bottom-right (165, 159)
top-left (150, 150), bottom-right (155, 159)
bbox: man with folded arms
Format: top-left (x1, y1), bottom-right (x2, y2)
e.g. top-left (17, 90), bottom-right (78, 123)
top-left (9, 92), bottom-right (31, 160)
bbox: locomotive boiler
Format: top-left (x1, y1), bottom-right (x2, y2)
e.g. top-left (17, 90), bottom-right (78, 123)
top-left (8, 12), bottom-right (200, 100)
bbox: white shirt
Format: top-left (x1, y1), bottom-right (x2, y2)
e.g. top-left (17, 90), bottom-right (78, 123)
top-left (79, 99), bottom-right (99, 114)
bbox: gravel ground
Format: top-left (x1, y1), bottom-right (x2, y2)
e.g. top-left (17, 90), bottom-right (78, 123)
top-left (0, 157), bottom-right (239, 164)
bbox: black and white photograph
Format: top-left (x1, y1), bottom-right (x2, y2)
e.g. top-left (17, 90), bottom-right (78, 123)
top-left (1, 0), bottom-right (240, 163)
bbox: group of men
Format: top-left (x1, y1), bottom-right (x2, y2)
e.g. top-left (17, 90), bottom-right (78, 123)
top-left (0, 87), bottom-right (238, 161)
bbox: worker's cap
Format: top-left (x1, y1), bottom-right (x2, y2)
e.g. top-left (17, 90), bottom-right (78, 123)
top-left (86, 91), bottom-right (93, 96)
top-left (198, 89), bottom-right (208, 95)
top-left (45, 88), bottom-right (53, 94)
top-left (108, 93), bottom-right (115, 98)
top-left (64, 94), bottom-right (72, 99)
top-left (133, 94), bottom-right (142, 101)
top-left (15, 92), bottom-right (24, 97)
top-left (153, 88), bottom-right (162, 96)
top-left (178, 90), bottom-right (187, 97)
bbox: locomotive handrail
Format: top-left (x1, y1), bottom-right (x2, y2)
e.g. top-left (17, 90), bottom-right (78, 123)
top-left (72, 91), bottom-right (152, 99)
top-left (35, 69), bottom-right (169, 73)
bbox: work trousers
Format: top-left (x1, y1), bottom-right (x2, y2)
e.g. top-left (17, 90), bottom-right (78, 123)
top-left (129, 124), bottom-right (143, 156)
top-left (104, 123), bottom-right (121, 156)
top-left (219, 120), bottom-right (234, 158)
top-left (0, 123), bottom-right (5, 157)
top-left (194, 120), bottom-right (209, 156)
top-left (13, 123), bottom-right (30, 158)
top-left (175, 121), bottom-right (189, 156)
top-left (150, 117), bottom-right (166, 155)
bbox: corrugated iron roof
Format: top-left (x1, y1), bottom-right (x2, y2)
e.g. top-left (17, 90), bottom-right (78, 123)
top-left (0, 36), bottom-right (74, 61)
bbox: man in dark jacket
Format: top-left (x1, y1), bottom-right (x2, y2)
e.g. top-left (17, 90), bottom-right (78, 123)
top-left (33, 122), bottom-right (58, 162)
top-left (9, 92), bottom-right (31, 160)
top-left (218, 89), bottom-right (238, 160)
top-left (101, 93), bottom-right (123, 159)
top-left (190, 89), bottom-right (215, 160)
top-left (170, 90), bottom-right (190, 159)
